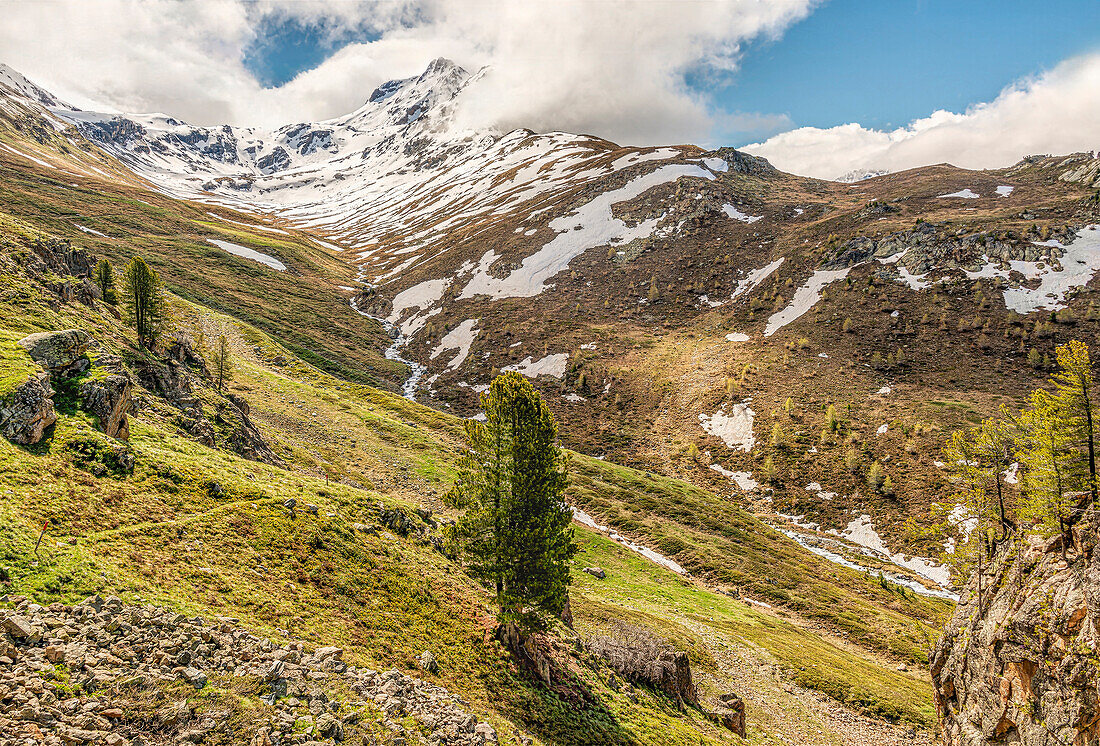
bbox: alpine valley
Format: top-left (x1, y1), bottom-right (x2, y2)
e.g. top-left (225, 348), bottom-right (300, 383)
top-left (3, 56), bottom-right (1100, 746)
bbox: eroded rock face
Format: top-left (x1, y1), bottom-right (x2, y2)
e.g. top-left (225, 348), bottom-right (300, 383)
top-left (932, 514), bottom-right (1100, 745)
top-left (79, 355), bottom-right (133, 440)
top-left (0, 372), bottom-right (56, 444)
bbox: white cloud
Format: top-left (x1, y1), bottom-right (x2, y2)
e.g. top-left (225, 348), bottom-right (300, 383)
top-left (744, 53), bottom-right (1100, 180)
top-left (0, 0), bottom-right (815, 144)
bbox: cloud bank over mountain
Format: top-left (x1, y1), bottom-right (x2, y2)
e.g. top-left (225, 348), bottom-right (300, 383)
top-left (0, 0), bottom-right (813, 145)
top-left (744, 53), bottom-right (1100, 179)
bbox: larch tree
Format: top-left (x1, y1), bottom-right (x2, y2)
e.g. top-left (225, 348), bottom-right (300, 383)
top-left (942, 416), bottom-right (1016, 592)
top-left (122, 257), bottom-right (167, 349)
top-left (445, 371), bottom-right (576, 630)
top-left (1050, 340), bottom-right (1098, 504)
top-left (1016, 388), bottom-right (1083, 547)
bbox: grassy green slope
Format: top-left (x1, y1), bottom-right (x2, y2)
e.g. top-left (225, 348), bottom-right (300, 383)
top-left (0, 206), bottom-right (940, 742)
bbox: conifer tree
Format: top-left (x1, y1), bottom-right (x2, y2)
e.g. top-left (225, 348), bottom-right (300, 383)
top-left (1051, 340), bottom-right (1097, 503)
top-left (446, 371), bottom-right (576, 629)
top-left (1016, 389), bottom-right (1082, 542)
top-left (93, 258), bottom-right (118, 304)
top-left (122, 257), bottom-right (166, 349)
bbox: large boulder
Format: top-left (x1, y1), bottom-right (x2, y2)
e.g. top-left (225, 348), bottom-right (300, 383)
top-left (18, 329), bottom-right (91, 376)
top-left (79, 354), bottom-right (133, 440)
top-left (0, 372), bottom-right (56, 444)
top-left (712, 693), bottom-right (746, 737)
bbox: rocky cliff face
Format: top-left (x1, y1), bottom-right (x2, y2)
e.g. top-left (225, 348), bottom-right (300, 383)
top-left (931, 514), bottom-right (1100, 746)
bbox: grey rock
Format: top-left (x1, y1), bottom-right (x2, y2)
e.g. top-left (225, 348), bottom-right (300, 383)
top-left (181, 666), bottom-right (207, 689)
top-left (0, 371), bottom-right (56, 444)
top-left (417, 650), bottom-right (439, 674)
top-left (18, 329), bottom-right (91, 374)
top-left (582, 566), bottom-right (606, 580)
top-left (2, 613), bottom-right (36, 638)
top-left (78, 354), bottom-right (133, 440)
top-left (933, 509), bottom-right (1100, 745)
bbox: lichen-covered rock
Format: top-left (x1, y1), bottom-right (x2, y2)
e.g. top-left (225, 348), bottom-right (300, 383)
top-left (932, 512), bottom-right (1100, 745)
top-left (0, 372), bottom-right (56, 444)
top-left (18, 329), bottom-right (91, 375)
top-left (79, 354), bottom-right (133, 440)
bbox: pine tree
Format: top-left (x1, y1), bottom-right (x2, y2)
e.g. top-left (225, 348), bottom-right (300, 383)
top-left (122, 257), bottom-right (167, 349)
top-left (445, 372), bottom-right (576, 629)
top-left (93, 258), bottom-right (118, 305)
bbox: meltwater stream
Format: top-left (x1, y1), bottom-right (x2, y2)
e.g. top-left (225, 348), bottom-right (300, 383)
top-left (349, 296), bottom-right (427, 400)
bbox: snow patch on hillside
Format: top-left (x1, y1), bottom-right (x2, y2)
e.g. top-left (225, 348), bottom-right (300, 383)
top-left (730, 258), bottom-right (784, 300)
top-left (459, 163), bottom-right (714, 300)
top-left (1001, 225), bottom-right (1100, 312)
top-left (699, 402), bottom-right (755, 452)
top-left (571, 507), bottom-right (686, 574)
top-left (502, 353), bottom-right (568, 379)
top-left (206, 239), bottom-right (286, 271)
top-left (388, 278), bottom-right (451, 327)
top-left (430, 319), bottom-right (479, 371)
top-left (938, 188), bottom-right (980, 199)
top-left (831, 514), bottom-right (951, 587)
top-left (722, 204), bottom-right (762, 223)
top-left (765, 267), bottom-right (853, 336)
top-left (709, 464), bottom-right (758, 491)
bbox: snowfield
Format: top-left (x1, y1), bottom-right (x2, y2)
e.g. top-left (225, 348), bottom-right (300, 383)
top-left (937, 188), bottom-right (980, 199)
top-left (430, 319), bottom-right (479, 371)
top-left (699, 402), bottom-right (755, 452)
top-left (206, 239), bottom-right (286, 271)
top-left (765, 267), bottom-right (854, 336)
top-left (459, 163), bottom-right (714, 300)
top-left (1001, 225), bottom-right (1100, 312)
top-left (502, 353), bottom-right (568, 379)
top-left (721, 204), bottom-right (763, 223)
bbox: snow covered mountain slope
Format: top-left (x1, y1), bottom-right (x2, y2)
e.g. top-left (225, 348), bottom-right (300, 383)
top-left (17, 58), bottom-right (721, 283)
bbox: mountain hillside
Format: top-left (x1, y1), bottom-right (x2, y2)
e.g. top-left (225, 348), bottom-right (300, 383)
top-left (3, 58), bottom-right (1100, 745)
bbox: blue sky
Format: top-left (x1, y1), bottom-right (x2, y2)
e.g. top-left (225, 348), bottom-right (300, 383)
top-left (709, 0), bottom-right (1100, 138)
top-left (243, 0), bottom-right (1100, 145)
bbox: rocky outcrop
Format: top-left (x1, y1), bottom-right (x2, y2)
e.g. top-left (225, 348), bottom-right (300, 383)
top-left (585, 625), bottom-right (698, 707)
top-left (79, 355), bottom-right (133, 440)
top-left (931, 513), bottom-right (1100, 745)
top-left (711, 693), bottom-right (746, 738)
top-left (20, 238), bottom-right (100, 307)
top-left (14, 331), bottom-right (133, 441)
top-left (0, 372), bottom-right (55, 445)
top-left (0, 595), bottom-right (498, 746)
top-left (18, 329), bottom-right (91, 377)
top-left (824, 221), bottom-right (1077, 276)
